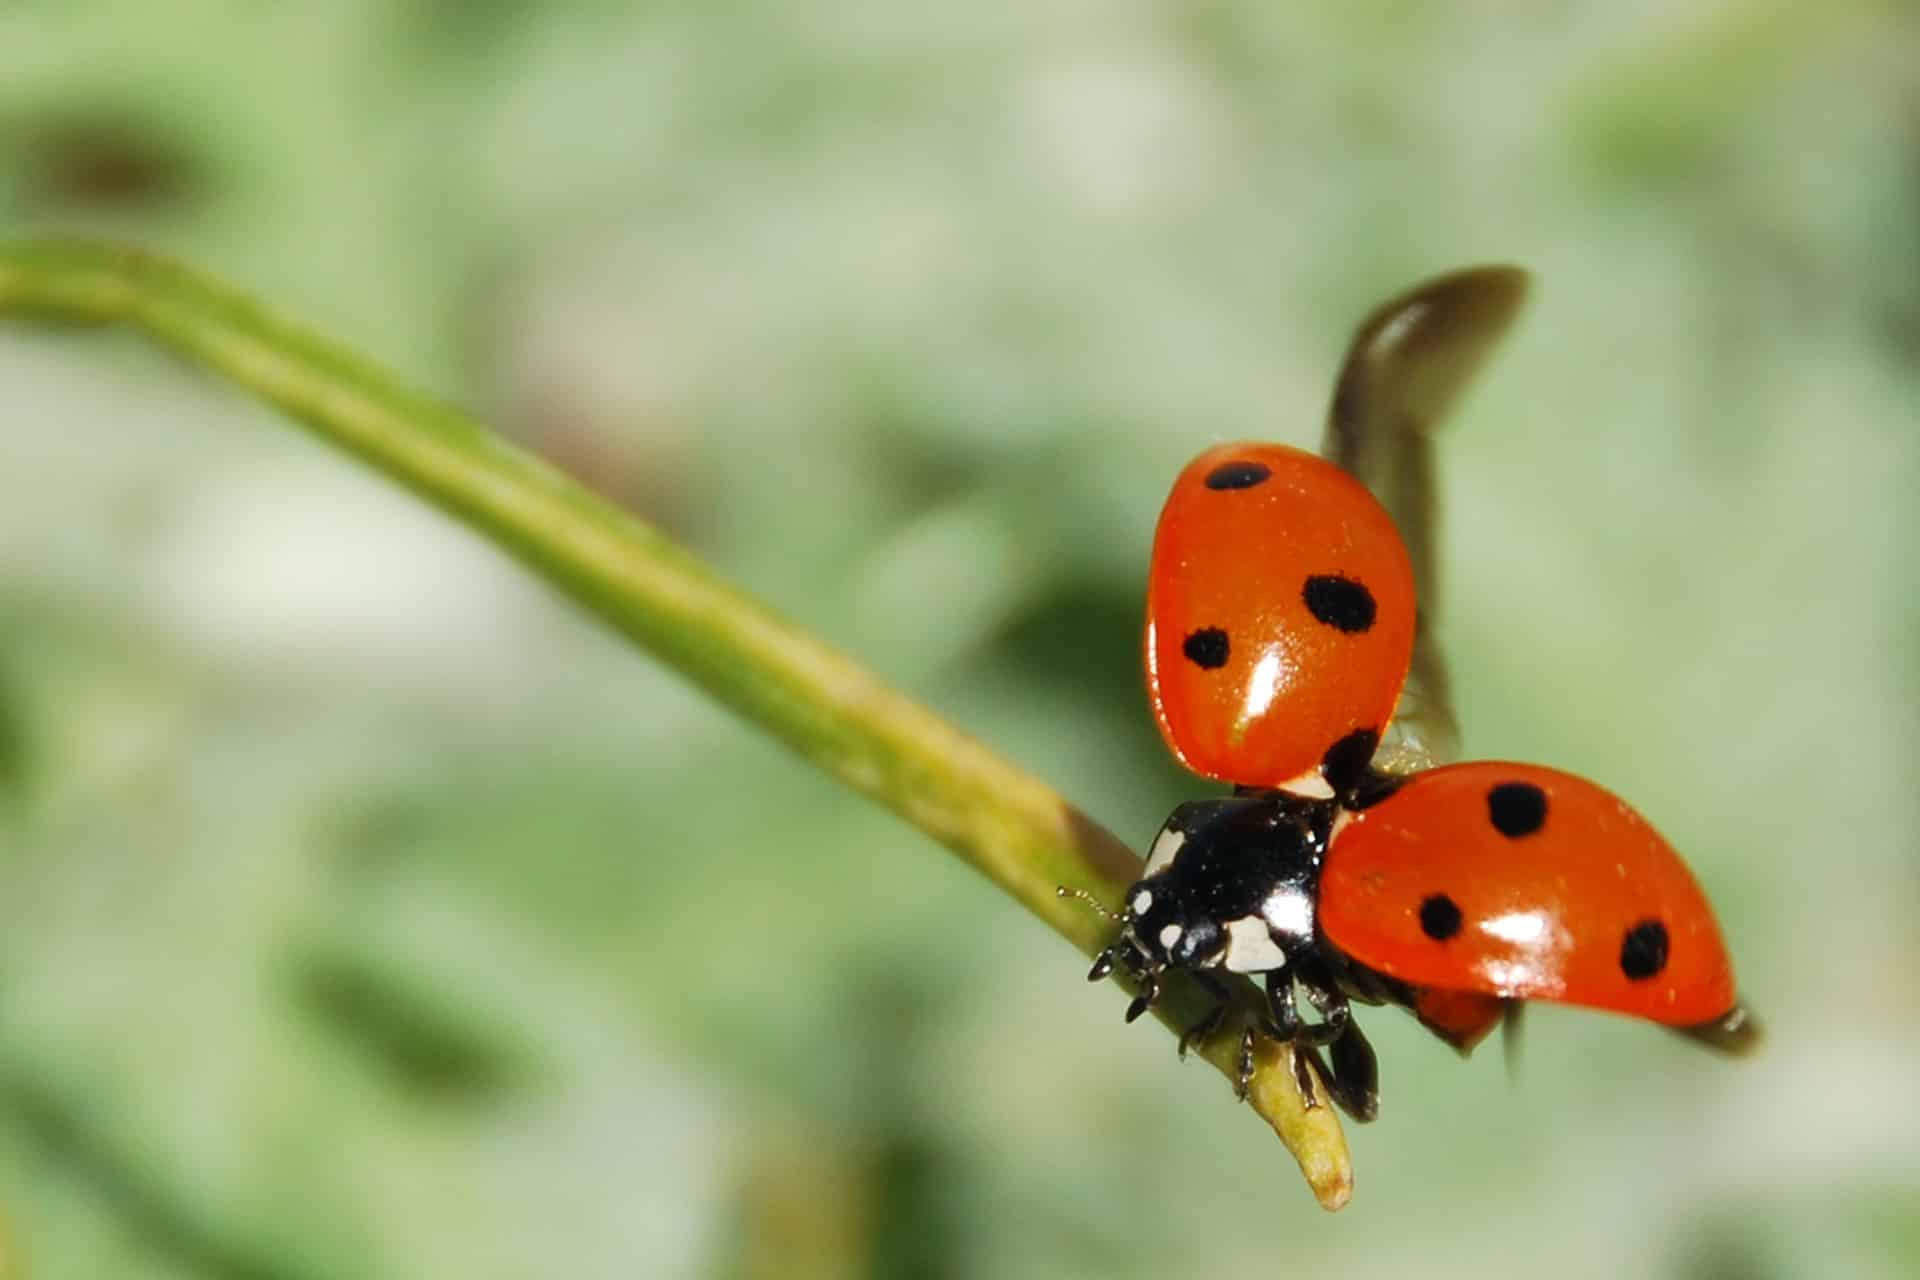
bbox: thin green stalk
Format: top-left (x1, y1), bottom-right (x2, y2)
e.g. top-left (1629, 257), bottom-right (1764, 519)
top-left (0, 239), bottom-right (1352, 1209)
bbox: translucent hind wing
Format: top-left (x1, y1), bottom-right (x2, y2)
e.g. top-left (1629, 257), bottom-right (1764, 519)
top-left (1320, 266), bottom-right (1531, 770)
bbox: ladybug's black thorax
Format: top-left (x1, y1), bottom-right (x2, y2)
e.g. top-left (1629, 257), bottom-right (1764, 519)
top-left (1157, 801), bottom-right (1322, 918)
top-left (1123, 789), bottom-right (1334, 974)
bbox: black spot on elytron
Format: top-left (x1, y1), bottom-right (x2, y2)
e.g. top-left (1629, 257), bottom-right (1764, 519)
top-left (1620, 920), bottom-right (1669, 980)
top-left (1320, 728), bottom-right (1381, 796)
top-left (1182, 628), bottom-right (1230, 670)
top-left (1486, 782), bottom-right (1548, 838)
top-left (1204, 460), bottom-right (1272, 490)
top-left (1302, 575), bottom-right (1376, 633)
top-left (1419, 894), bottom-right (1463, 941)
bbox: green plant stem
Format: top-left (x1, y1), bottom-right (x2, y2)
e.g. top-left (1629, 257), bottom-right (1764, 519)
top-left (0, 239), bottom-right (1353, 1209)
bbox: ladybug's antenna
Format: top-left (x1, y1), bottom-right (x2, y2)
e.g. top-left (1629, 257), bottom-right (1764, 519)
top-left (1055, 885), bottom-right (1124, 923)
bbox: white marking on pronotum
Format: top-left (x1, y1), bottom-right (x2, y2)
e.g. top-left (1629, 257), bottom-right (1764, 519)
top-left (1158, 924), bottom-right (1184, 951)
top-left (1131, 889), bottom-right (1153, 916)
top-left (1222, 917), bottom-right (1287, 972)
top-left (1274, 764), bottom-right (1335, 800)
top-left (1262, 891), bottom-right (1314, 943)
top-left (1144, 826), bottom-right (1187, 876)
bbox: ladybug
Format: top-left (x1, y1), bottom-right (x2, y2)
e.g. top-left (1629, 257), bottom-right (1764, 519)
top-left (1070, 266), bottom-right (1756, 1120)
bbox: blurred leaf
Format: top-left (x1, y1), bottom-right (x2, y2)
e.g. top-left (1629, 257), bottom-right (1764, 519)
top-left (283, 941), bottom-right (539, 1105)
top-left (0, 652), bottom-right (26, 806)
top-left (1566, 4), bottom-right (1825, 187)
top-left (12, 112), bottom-right (206, 214)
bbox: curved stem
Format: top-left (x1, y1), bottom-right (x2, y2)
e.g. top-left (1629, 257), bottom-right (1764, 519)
top-left (0, 238), bottom-right (1352, 1209)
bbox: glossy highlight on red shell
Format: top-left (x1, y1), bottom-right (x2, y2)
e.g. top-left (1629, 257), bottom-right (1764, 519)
top-left (1319, 762), bottom-right (1738, 1027)
top-left (1145, 442), bottom-right (1418, 792)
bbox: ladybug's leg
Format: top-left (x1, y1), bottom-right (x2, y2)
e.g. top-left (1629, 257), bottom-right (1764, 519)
top-left (1259, 972), bottom-right (1326, 1103)
top-left (1294, 967), bottom-right (1352, 1047)
top-left (1236, 1026), bottom-right (1259, 1102)
top-left (1301, 1020), bottom-right (1380, 1123)
top-left (1262, 967), bottom-right (1303, 1038)
top-left (1294, 962), bottom-right (1380, 1120)
top-left (1124, 969), bottom-right (1160, 1023)
top-left (1265, 968), bottom-right (1348, 1048)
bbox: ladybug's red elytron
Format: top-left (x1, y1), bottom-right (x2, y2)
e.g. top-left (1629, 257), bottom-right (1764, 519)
top-left (1072, 267), bottom-right (1757, 1121)
top-left (1321, 762), bottom-right (1739, 1033)
top-left (1146, 443), bottom-right (1416, 798)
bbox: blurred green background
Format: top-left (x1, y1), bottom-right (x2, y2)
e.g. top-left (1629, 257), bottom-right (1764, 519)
top-left (2, 2), bottom-right (1917, 1277)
